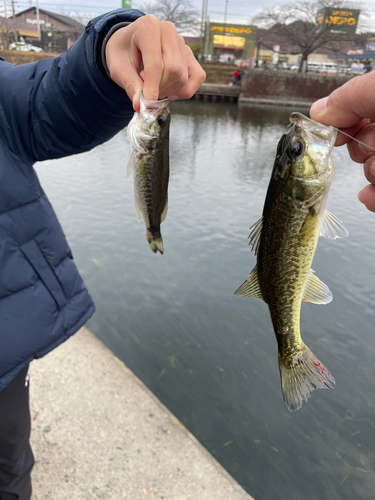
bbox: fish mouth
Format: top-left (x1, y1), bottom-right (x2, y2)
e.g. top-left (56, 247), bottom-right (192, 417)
top-left (128, 92), bottom-right (170, 156)
top-left (289, 112), bottom-right (337, 150)
top-left (140, 91), bottom-right (170, 118)
top-left (139, 91), bottom-right (171, 133)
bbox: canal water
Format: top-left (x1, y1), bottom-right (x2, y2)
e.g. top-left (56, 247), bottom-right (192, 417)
top-left (35, 101), bottom-right (375, 500)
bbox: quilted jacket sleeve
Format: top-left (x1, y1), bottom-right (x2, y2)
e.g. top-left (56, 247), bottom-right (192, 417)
top-left (0, 9), bottom-right (144, 163)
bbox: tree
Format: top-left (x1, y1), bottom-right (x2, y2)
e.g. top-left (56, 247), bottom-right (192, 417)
top-left (138, 0), bottom-right (199, 34)
top-left (252, 0), bottom-right (364, 72)
top-left (0, 16), bottom-right (12, 50)
top-left (57, 6), bottom-right (94, 26)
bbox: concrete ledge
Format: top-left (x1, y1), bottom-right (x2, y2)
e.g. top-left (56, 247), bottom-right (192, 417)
top-left (195, 83), bottom-right (241, 97)
top-left (239, 95), bottom-right (314, 108)
top-left (30, 328), bottom-right (254, 500)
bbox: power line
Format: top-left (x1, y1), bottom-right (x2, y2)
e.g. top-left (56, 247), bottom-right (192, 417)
top-left (208, 9), bottom-right (250, 19)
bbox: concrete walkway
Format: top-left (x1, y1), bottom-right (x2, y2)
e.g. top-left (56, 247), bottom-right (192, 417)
top-left (30, 328), bottom-right (254, 500)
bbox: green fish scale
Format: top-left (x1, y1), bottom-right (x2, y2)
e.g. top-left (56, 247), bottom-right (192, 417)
top-left (133, 114), bottom-right (170, 236)
top-left (137, 153), bottom-right (163, 231)
top-left (258, 178), bottom-right (322, 364)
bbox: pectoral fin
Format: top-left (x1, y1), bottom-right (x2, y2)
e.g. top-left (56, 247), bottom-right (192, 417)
top-left (234, 265), bottom-right (264, 300)
top-left (302, 269), bottom-right (332, 305)
top-left (320, 210), bottom-right (349, 239)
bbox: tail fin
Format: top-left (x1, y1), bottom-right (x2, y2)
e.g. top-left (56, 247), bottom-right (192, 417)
top-left (146, 229), bottom-right (164, 254)
top-left (278, 345), bottom-right (335, 411)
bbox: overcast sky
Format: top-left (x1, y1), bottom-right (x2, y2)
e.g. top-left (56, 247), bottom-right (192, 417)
top-left (9, 0), bottom-right (375, 30)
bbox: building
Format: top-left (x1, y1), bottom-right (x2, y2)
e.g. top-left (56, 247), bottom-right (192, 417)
top-left (7, 7), bottom-right (85, 53)
top-left (205, 22), bottom-right (257, 62)
top-left (255, 21), bottom-right (375, 70)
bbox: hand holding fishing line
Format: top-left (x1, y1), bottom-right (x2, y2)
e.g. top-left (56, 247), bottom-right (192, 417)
top-left (310, 72), bottom-right (375, 213)
top-left (105, 15), bottom-right (206, 112)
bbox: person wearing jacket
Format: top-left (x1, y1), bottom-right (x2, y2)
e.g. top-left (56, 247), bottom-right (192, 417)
top-left (0, 9), bottom-right (205, 499)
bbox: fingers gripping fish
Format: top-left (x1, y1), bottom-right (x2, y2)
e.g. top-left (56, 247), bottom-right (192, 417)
top-left (127, 93), bottom-right (171, 254)
top-left (235, 113), bottom-right (348, 411)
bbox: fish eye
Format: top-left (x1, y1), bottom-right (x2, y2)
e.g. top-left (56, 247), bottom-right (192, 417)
top-left (290, 140), bottom-right (304, 157)
top-left (157, 116), bottom-right (165, 126)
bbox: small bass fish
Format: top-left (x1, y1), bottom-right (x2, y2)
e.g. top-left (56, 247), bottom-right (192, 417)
top-left (235, 113), bottom-right (348, 411)
top-left (127, 93), bottom-right (171, 254)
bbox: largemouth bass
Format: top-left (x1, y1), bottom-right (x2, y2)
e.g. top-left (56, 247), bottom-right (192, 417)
top-left (127, 93), bottom-right (171, 254)
top-left (235, 113), bottom-right (348, 411)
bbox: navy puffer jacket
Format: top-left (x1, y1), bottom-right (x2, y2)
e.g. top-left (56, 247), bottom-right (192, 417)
top-left (0, 9), bottom-right (143, 391)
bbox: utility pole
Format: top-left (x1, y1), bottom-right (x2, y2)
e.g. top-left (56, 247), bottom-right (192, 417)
top-left (204, 15), bottom-right (210, 57)
top-left (200, 0), bottom-right (206, 46)
top-left (11, 0), bottom-right (17, 42)
top-left (36, 0), bottom-right (41, 41)
top-left (201, 0), bottom-right (209, 59)
top-left (3, 0), bottom-right (7, 17)
top-left (224, 0), bottom-right (228, 24)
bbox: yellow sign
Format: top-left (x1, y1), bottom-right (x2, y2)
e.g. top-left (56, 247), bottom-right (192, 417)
top-left (316, 8), bottom-right (359, 33)
top-left (211, 26), bottom-right (252, 35)
top-left (325, 15), bottom-right (357, 26)
top-left (332, 10), bottom-right (354, 16)
top-left (213, 35), bottom-right (246, 49)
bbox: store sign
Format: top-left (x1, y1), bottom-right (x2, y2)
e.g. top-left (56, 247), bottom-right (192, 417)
top-left (211, 26), bottom-right (252, 35)
top-left (26, 18), bottom-right (46, 25)
top-left (213, 35), bottom-right (246, 49)
top-left (316, 8), bottom-right (360, 33)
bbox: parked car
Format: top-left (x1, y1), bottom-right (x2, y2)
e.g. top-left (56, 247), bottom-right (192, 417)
top-left (348, 62), bottom-right (365, 76)
top-left (9, 42), bottom-right (42, 53)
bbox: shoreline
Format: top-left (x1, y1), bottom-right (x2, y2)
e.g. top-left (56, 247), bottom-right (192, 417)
top-left (30, 327), bottom-right (254, 500)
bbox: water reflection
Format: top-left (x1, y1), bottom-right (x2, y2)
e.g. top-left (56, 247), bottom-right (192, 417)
top-left (35, 101), bottom-right (375, 500)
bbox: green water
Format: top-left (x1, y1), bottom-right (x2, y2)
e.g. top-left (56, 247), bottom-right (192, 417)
top-left (36, 101), bottom-right (375, 500)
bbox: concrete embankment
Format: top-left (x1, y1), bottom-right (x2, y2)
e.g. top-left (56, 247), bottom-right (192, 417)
top-left (30, 328), bottom-right (254, 500)
top-left (194, 68), bottom-right (353, 107)
top-left (241, 69), bottom-right (352, 105)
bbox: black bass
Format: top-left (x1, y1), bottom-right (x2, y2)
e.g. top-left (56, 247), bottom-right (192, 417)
top-left (127, 93), bottom-right (171, 254)
top-left (235, 113), bottom-right (348, 411)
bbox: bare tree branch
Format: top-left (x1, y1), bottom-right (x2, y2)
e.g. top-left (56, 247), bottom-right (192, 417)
top-left (252, 0), bottom-right (366, 71)
top-left (137, 0), bottom-right (200, 34)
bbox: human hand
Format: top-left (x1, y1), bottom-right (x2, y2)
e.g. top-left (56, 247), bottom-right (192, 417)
top-left (310, 72), bottom-right (375, 212)
top-left (105, 15), bottom-right (206, 112)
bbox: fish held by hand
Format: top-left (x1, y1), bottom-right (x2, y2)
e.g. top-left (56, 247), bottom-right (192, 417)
top-left (127, 93), bottom-right (171, 254)
top-left (235, 112), bottom-right (348, 411)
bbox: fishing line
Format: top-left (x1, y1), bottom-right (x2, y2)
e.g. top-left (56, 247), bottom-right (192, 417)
top-left (333, 127), bottom-right (375, 153)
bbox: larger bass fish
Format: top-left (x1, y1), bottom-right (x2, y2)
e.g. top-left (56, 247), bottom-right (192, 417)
top-left (127, 93), bottom-right (171, 254)
top-left (235, 113), bottom-right (348, 411)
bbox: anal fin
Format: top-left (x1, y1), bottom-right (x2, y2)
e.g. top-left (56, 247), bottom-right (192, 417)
top-left (302, 269), bottom-right (332, 305)
top-left (134, 199), bottom-right (143, 222)
top-left (161, 200), bottom-right (168, 223)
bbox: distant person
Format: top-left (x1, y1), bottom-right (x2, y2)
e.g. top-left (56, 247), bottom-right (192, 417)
top-left (310, 71), bottom-right (375, 213)
top-left (364, 60), bottom-right (372, 73)
top-left (232, 69), bottom-right (239, 84)
top-left (0, 9), bottom-right (205, 500)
